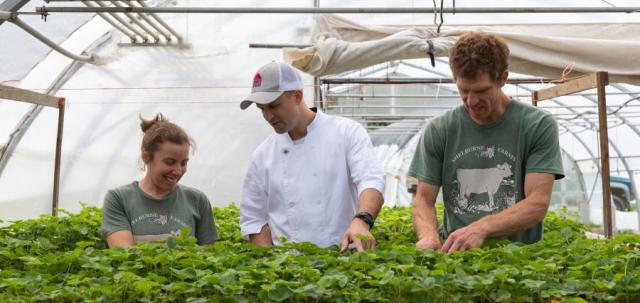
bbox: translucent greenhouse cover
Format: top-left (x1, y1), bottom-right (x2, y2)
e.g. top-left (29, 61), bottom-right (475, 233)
top-left (1, 0), bottom-right (640, 230)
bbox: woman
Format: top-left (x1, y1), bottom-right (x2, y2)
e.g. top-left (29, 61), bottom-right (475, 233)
top-left (102, 113), bottom-right (218, 248)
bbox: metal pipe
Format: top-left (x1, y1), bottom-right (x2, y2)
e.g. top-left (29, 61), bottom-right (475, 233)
top-left (326, 94), bottom-right (640, 101)
top-left (136, 0), bottom-right (182, 42)
top-left (354, 119), bottom-right (425, 123)
top-left (575, 155), bottom-right (640, 161)
top-left (249, 43), bottom-right (312, 49)
top-left (126, 1), bottom-right (171, 41)
top-left (34, 6), bottom-right (640, 14)
top-left (109, 0), bottom-right (159, 42)
top-left (322, 77), bottom-right (555, 84)
top-left (325, 94), bottom-right (460, 98)
top-left (314, 77), bottom-right (323, 110)
top-left (82, 1), bottom-right (137, 42)
top-left (2, 13), bottom-right (93, 62)
top-left (92, 1), bottom-right (147, 42)
top-left (47, 0), bottom-right (142, 1)
top-left (541, 103), bottom-right (640, 109)
top-left (331, 114), bottom-right (439, 118)
top-left (552, 109), bottom-right (640, 115)
top-left (311, 0), bottom-right (322, 112)
top-left (0, 0), bottom-right (29, 26)
top-left (327, 105), bottom-right (455, 109)
top-left (52, 98), bottom-right (65, 216)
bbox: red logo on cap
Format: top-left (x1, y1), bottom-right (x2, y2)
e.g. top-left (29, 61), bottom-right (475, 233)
top-left (253, 73), bottom-right (262, 88)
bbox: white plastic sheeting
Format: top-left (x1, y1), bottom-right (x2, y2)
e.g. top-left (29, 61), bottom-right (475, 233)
top-left (285, 14), bottom-right (640, 85)
top-left (371, 121), bottom-right (422, 207)
top-left (0, 0), bottom-right (316, 221)
top-left (2, 0), bottom-right (640, 225)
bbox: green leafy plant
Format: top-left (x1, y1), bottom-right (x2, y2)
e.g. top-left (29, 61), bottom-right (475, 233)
top-left (1, 204), bottom-right (639, 302)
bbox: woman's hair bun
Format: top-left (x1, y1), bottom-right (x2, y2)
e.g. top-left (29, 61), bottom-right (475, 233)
top-left (140, 113), bottom-right (168, 133)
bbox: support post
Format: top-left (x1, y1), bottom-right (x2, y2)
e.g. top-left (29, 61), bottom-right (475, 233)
top-left (52, 98), bottom-right (66, 216)
top-left (596, 72), bottom-right (613, 238)
top-left (532, 71), bottom-right (614, 238)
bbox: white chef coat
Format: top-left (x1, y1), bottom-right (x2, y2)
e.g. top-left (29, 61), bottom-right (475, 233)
top-left (240, 110), bottom-right (385, 247)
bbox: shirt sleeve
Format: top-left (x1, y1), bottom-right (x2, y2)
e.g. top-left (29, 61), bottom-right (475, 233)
top-left (526, 115), bottom-right (565, 179)
top-left (195, 194), bottom-right (219, 245)
top-left (346, 123), bottom-right (386, 198)
top-left (101, 189), bottom-right (132, 237)
top-left (408, 121), bottom-right (444, 186)
top-left (239, 155), bottom-right (269, 240)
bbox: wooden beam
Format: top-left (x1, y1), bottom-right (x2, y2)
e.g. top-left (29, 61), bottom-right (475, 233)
top-left (0, 84), bottom-right (60, 108)
top-left (531, 71), bottom-right (615, 238)
top-left (596, 72), bottom-right (614, 238)
top-left (52, 98), bottom-right (65, 217)
top-left (532, 72), bottom-right (608, 103)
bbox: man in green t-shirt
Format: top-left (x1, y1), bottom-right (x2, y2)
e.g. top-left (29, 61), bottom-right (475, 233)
top-left (409, 32), bottom-right (564, 253)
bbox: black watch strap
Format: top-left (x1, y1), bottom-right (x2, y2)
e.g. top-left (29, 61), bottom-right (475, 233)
top-left (354, 211), bottom-right (375, 229)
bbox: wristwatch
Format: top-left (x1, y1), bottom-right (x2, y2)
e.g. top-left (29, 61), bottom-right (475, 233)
top-left (354, 211), bottom-right (375, 229)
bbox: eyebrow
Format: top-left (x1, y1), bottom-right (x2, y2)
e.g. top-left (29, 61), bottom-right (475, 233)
top-left (463, 85), bottom-right (491, 92)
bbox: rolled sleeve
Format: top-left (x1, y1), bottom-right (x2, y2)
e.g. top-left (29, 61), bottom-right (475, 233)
top-left (346, 123), bottom-right (386, 198)
top-left (239, 157), bottom-right (269, 239)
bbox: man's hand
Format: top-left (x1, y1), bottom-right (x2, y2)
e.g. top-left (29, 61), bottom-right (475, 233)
top-left (415, 236), bottom-right (442, 251)
top-left (249, 224), bottom-right (274, 247)
top-left (339, 218), bottom-right (376, 253)
top-left (440, 223), bottom-right (488, 253)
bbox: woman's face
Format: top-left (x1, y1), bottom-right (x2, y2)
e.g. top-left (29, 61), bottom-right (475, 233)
top-left (143, 141), bottom-right (190, 192)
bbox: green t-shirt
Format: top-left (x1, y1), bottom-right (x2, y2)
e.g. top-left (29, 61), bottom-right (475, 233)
top-left (102, 182), bottom-right (219, 245)
top-left (409, 100), bottom-right (564, 244)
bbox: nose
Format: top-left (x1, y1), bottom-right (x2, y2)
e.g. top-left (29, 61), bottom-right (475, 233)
top-left (466, 91), bottom-right (480, 107)
top-left (262, 108), bottom-right (274, 122)
top-left (173, 164), bottom-right (185, 176)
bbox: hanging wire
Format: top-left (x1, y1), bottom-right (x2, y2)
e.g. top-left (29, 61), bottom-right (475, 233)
top-left (545, 63), bottom-right (580, 87)
top-left (437, 0), bottom-right (445, 33)
top-left (431, 0), bottom-right (438, 27)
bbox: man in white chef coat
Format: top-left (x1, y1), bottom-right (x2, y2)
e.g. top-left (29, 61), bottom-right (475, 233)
top-left (239, 61), bottom-right (385, 252)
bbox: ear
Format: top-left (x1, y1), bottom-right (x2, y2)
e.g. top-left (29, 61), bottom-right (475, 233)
top-left (499, 69), bottom-right (509, 87)
top-left (141, 150), bottom-right (152, 164)
top-left (293, 90), bottom-right (303, 105)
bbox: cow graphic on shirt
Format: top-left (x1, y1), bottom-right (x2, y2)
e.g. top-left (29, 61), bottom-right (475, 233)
top-left (456, 163), bottom-right (513, 210)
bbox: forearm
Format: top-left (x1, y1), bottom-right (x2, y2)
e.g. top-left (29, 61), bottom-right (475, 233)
top-left (249, 224), bottom-right (273, 247)
top-left (473, 195), bottom-right (550, 238)
top-left (412, 198), bottom-right (439, 240)
top-left (106, 230), bottom-right (134, 248)
top-left (411, 181), bottom-right (440, 241)
top-left (357, 188), bottom-right (384, 218)
top-left (341, 188), bottom-right (383, 253)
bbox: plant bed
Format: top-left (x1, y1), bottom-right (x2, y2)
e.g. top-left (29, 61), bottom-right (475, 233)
top-left (1, 205), bottom-right (639, 302)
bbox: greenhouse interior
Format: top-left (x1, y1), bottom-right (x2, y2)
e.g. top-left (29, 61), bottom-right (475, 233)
top-left (1, 0), bottom-right (640, 302)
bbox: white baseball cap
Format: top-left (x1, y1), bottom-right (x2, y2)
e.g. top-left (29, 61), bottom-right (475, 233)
top-left (240, 61), bottom-right (304, 110)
